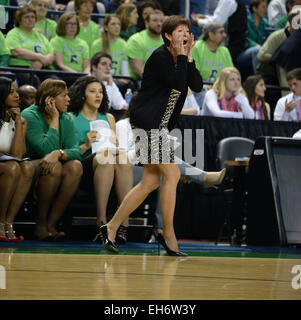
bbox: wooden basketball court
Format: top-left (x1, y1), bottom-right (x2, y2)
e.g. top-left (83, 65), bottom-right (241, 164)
top-left (0, 241), bottom-right (300, 300)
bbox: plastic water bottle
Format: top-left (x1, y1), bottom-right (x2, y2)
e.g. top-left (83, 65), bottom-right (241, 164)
top-left (125, 88), bottom-right (132, 105)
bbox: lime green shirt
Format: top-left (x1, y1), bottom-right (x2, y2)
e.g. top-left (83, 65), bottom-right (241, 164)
top-left (5, 27), bottom-right (53, 67)
top-left (34, 18), bottom-right (57, 40)
top-left (72, 111), bottom-right (109, 159)
top-left (192, 40), bottom-right (233, 83)
top-left (78, 20), bottom-right (100, 55)
top-left (126, 30), bottom-right (163, 80)
top-left (91, 36), bottom-right (127, 76)
top-left (50, 35), bottom-right (90, 72)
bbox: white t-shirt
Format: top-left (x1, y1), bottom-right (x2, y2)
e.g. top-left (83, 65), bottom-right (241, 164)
top-left (103, 80), bottom-right (127, 110)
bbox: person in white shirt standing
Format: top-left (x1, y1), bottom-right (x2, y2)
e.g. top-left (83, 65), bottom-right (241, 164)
top-left (274, 68), bottom-right (301, 121)
top-left (90, 52), bottom-right (128, 111)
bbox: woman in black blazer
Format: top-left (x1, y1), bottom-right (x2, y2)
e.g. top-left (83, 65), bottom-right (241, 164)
top-left (97, 15), bottom-right (203, 256)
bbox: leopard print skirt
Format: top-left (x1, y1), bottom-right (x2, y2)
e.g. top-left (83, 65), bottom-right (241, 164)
top-left (131, 89), bottom-right (181, 165)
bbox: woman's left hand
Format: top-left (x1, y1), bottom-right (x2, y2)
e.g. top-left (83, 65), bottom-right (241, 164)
top-left (186, 33), bottom-right (196, 59)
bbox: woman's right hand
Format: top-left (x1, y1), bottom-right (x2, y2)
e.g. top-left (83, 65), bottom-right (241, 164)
top-left (39, 150), bottom-right (60, 175)
top-left (45, 96), bottom-right (59, 120)
top-left (83, 130), bottom-right (101, 149)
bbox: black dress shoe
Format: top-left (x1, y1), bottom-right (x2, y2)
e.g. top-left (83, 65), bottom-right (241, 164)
top-left (156, 233), bottom-right (188, 257)
top-left (98, 225), bottom-right (119, 253)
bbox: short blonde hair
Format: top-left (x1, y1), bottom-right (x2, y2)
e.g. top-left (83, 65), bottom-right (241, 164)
top-left (212, 67), bottom-right (243, 99)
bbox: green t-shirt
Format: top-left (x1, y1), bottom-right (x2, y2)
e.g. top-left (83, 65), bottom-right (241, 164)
top-left (50, 35), bottom-right (90, 72)
top-left (91, 36), bottom-right (127, 76)
top-left (126, 30), bottom-right (163, 79)
top-left (34, 18), bottom-right (57, 40)
top-left (78, 20), bottom-right (100, 55)
top-left (275, 15), bottom-right (288, 29)
top-left (0, 30), bottom-right (9, 66)
top-left (192, 40), bottom-right (233, 83)
top-left (5, 27), bottom-right (53, 67)
top-left (72, 111), bottom-right (110, 159)
top-left (21, 104), bottom-right (81, 161)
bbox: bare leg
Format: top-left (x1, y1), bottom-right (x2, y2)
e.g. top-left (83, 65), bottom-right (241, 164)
top-left (35, 161), bottom-right (63, 238)
top-left (6, 161), bottom-right (34, 223)
top-left (114, 162), bottom-right (133, 227)
top-left (158, 163), bottom-right (181, 252)
top-left (47, 160), bottom-right (83, 234)
top-left (106, 164), bottom-right (161, 241)
top-left (93, 156), bottom-right (115, 227)
top-left (0, 161), bottom-right (20, 223)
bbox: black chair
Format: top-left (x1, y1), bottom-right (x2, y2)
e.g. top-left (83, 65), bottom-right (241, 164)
top-left (215, 137), bottom-right (255, 245)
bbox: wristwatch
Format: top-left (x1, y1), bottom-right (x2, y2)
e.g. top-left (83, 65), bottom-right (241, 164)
top-left (59, 149), bottom-right (65, 159)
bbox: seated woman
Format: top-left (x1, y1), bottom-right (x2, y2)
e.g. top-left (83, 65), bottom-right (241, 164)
top-left (0, 77), bottom-right (34, 242)
top-left (201, 67), bottom-right (255, 119)
top-left (68, 75), bottom-right (133, 244)
top-left (73, 0), bottom-right (101, 53)
top-left (116, 2), bottom-right (139, 41)
top-left (50, 12), bottom-right (90, 73)
top-left (243, 74), bottom-right (271, 120)
top-left (21, 79), bottom-right (83, 241)
top-left (30, 0), bottom-right (57, 40)
top-left (5, 4), bottom-right (54, 85)
top-left (91, 14), bottom-right (131, 94)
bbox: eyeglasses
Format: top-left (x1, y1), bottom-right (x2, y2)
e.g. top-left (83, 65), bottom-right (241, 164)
top-left (66, 22), bottom-right (78, 26)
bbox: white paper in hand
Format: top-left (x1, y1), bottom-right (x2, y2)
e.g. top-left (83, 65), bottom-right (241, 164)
top-left (90, 120), bottom-right (117, 154)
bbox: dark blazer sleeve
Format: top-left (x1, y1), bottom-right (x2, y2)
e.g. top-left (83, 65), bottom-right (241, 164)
top-left (187, 60), bottom-right (203, 92)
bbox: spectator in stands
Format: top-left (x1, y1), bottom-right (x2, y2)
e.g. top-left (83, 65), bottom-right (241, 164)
top-left (192, 0), bottom-right (248, 67)
top-left (91, 14), bottom-right (128, 80)
top-left (181, 88), bottom-right (201, 115)
top-left (201, 67), bottom-right (255, 118)
top-left (243, 74), bottom-right (271, 119)
top-left (90, 52), bottom-right (127, 110)
top-left (268, 0), bottom-right (287, 26)
top-left (18, 84), bottom-right (37, 110)
top-left (136, 0), bottom-right (161, 32)
top-left (0, 30), bottom-right (10, 67)
top-left (270, 6), bottom-right (301, 90)
top-left (0, 76), bottom-right (34, 242)
top-left (106, 0), bottom-right (136, 13)
top-left (192, 22), bottom-right (233, 107)
top-left (21, 78), bottom-right (83, 241)
top-left (50, 12), bottom-right (90, 73)
top-left (73, 0), bottom-right (101, 53)
top-left (30, 0), bottom-right (57, 40)
top-left (257, 10), bottom-right (297, 104)
top-left (274, 0), bottom-right (298, 29)
top-left (236, 0), bottom-right (271, 74)
top-left (5, 5), bottom-right (54, 85)
top-left (126, 9), bottom-right (164, 80)
top-left (274, 68), bottom-right (301, 121)
top-left (116, 2), bottom-right (139, 41)
top-left (68, 75), bottom-right (133, 244)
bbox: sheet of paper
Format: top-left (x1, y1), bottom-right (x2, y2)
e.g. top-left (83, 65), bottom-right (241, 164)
top-left (90, 120), bottom-right (118, 154)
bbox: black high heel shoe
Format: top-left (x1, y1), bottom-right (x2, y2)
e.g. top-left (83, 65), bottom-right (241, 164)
top-left (96, 225), bottom-right (119, 253)
top-left (156, 233), bottom-right (187, 257)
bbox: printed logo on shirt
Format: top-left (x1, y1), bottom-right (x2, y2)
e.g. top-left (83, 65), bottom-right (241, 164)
top-left (70, 54), bottom-right (78, 64)
top-left (291, 6), bottom-right (301, 29)
top-left (34, 45), bottom-right (43, 54)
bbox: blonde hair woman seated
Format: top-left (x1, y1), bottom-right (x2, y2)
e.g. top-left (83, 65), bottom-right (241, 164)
top-left (201, 67), bottom-right (255, 119)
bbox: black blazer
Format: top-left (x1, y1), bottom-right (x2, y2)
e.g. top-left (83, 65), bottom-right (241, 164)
top-left (129, 45), bottom-right (203, 131)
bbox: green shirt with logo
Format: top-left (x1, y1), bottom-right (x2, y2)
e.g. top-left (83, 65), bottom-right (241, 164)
top-left (126, 29), bottom-right (163, 80)
top-left (34, 18), bottom-right (57, 40)
top-left (192, 40), bottom-right (233, 83)
top-left (78, 20), bottom-right (100, 55)
top-left (91, 36), bottom-right (127, 76)
top-left (5, 27), bottom-right (53, 67)
top-left (50, 35), bottom-right (90, 72)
